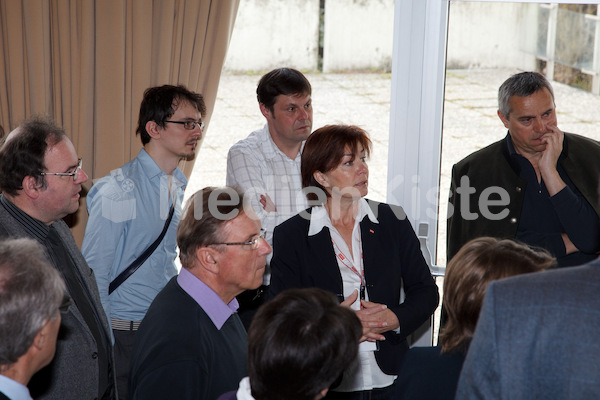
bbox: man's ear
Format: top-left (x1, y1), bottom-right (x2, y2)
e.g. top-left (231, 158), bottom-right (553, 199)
top-left (259, 103), bottom-right (272, 120)
top-left (195, 247), bottom-right (219, 274)
top-left (145, 121), bottom-right (161, 140)
top-left (22, 176), bottom-right (42, 199)
top-left (32, 322), bottom-right (49, 351)
top-left (497, 109), bottom-right (510, 129)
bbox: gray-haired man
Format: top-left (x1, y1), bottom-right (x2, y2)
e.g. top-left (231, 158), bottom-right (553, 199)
top-left (0, 238), bottom-right (66, 400)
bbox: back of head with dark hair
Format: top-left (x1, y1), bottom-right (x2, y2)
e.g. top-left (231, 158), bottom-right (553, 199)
top-left (256, 68), bottom-right (312, 112)
top-left (301, 124), bottom-right (372, 202)
top-left (498, 71), bottom-right (555, 118)
top-left (0, 238), bottom-right (65, 369)
top-left (440, 237), bottom-right (556, 353)
top-left (248, 288), bottom-right (362, 400)
top-left (136, 84), bottom-right (207, 145)
top-left (0, 115), bottom-right (66, 196)
top-left (177, 186), bottom-right (247, 268)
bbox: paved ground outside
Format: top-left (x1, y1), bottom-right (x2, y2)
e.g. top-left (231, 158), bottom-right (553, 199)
top-left (187, 68), bottom-right (600, 340)
top-left (189, 67), bottom-right (600, 264)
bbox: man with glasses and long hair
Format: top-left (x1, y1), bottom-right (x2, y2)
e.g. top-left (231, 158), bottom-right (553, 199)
top-left (129, 186), bottom-right (271, 400)
top-left (82, 84), bottom-right (206, 400)
top-left (0, 115), bottom-right (116, 399)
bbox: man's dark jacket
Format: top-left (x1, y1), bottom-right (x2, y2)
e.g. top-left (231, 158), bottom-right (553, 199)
top-left (447, 132), bottom-right (600, 260)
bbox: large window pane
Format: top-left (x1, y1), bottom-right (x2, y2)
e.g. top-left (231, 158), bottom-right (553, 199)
top-left (438, 2), bottom-right (600, 269)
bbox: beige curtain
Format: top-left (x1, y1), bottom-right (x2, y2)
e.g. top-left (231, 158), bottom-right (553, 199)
top-left (0, 0), bottom-right (239, 245)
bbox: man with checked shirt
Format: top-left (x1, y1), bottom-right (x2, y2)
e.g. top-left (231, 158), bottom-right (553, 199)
top-left (226, 68), bottom-right (312, 325)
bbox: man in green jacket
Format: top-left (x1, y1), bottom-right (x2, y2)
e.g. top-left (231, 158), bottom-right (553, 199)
top-left (447, 71), bottom-right (600, 267)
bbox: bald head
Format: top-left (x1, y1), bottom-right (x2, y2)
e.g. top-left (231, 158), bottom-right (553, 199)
top-left (6, 126), bottom-right (20, 138)
top-left (2, 126), bottom-right (21, 145)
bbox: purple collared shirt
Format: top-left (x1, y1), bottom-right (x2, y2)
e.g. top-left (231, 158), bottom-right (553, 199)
top-left (177, 268), bottom-right (240, 330)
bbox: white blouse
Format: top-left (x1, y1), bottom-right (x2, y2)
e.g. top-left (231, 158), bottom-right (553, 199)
top-left (308, 199), bottom-right (396, 392)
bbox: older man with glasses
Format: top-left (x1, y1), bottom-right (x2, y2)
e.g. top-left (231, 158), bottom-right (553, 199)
top-left (129, 186), bottom-right (271, 400)
top-left (82, 84), bottom-right (206, 400)
top-left (0, 115), bottom-right (116, 400)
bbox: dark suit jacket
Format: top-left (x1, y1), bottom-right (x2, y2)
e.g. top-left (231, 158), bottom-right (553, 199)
top-left (447, 132), bottom-right (600, 261)
top-left (456, 257), bottom-right (600, 399)
top-left (396, 345), bottom-right (465, 400)
top-left (0, 205), bottom-right (115, 400)
top-left (0, 391), bottom-right (10, 400)
top-left (268, 201), bottom-right (439, 375)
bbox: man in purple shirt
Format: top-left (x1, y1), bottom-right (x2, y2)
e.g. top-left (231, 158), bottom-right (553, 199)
top-left (129, 187), bottom-right (271, 400)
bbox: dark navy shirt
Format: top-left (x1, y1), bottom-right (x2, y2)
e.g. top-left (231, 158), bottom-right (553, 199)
top-left (507, 135), bottom-right (600, 267)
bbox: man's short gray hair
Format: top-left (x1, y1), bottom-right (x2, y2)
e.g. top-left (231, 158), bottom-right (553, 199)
top-left (0, 238), bottom-right (65, 368)
top-left (498, 71), bottom-right (555, 119)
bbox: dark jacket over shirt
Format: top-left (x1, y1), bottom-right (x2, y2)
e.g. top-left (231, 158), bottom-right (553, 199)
top-left (447, 132), bottom-right (600, 263)
top-left (0, 197), bottom-right (115, 400)
top-left (268, 201), bottom-right (439, 376)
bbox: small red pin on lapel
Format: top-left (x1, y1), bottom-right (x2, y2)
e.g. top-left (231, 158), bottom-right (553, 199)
top-left (369, 229), bottom-right (374, 234)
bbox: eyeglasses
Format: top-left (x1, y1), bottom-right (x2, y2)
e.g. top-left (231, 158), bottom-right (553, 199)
top-left (40, 158), bottom-right (83, 182)
top-left (211, 229), bottom-right (267, 250)
top-left (165, 120), bottom-right (205, 131)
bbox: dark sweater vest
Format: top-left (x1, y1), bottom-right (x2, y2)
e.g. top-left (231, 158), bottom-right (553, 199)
top-left (130, 277), bottom-right (247, 400)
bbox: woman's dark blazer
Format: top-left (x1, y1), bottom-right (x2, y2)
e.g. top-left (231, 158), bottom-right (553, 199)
top-left (267, 200), bottom-right (440, 375)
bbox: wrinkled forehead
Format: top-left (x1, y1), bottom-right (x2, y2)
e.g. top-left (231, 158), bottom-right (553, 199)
top-left (43, 137), bottom-right (76, 168)
top-left (221, 210), bottom-right (260, 239)
top-left (273, 91), bottom-right (311, 105)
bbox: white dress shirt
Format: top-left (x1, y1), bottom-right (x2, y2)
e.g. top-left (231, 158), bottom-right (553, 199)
top-left (308, 199), bottom-right (396, 392)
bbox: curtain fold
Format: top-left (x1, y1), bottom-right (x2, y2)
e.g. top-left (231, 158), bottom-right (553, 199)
top-left (0, 0), bottom-right (240, 245)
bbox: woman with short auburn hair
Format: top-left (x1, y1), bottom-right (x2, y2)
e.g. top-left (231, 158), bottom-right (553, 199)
top-left (267, 124), bottom-right (440, 399)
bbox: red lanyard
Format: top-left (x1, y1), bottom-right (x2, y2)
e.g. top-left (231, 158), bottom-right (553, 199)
top-left (331, 237), bottom-right (366, 301)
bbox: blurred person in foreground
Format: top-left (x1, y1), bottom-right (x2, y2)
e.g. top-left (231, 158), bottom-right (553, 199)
top-left (396, 237), bottom-right (554, 400)
top-left (218, 288), bottom-right (362, 400)
top-left (456, 246), bottom-right (600, 398)
top-left (268, 124), bottom-right (439, 399)
top-left (129, 187), bottom-right (271, 400)
top-left (0, 238), bottom-right (66, 400)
